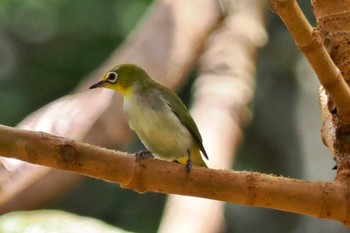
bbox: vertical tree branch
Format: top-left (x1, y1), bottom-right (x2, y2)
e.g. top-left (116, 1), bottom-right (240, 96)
top-left (270, 0), bottom-right (350, 121)
top-left (312, 0), bottom-right (350, 181)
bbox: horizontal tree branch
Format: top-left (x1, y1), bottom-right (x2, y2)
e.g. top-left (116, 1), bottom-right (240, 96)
top-left (0, 124), bottom-right (349, 225)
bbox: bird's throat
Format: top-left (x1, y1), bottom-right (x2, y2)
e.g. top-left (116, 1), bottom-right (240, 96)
top-left (114, 85), bottom-right (132, 97)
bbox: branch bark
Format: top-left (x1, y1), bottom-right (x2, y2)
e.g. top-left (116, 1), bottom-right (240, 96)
top-left (312, 0), bottom-right (350, 182)
top-left (270, 0), bottom-right (350, 122)
top-left (0, 124), bottom-right (349, 225)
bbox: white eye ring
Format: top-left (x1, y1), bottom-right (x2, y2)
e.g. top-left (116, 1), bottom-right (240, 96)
top-left (106, 72), bottom-right (118, 83)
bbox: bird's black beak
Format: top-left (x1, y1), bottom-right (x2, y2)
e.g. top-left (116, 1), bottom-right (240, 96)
top-left (89, 80), bottom-right (104, 89)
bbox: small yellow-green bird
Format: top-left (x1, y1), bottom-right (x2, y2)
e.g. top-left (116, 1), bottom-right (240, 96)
top-left (89, 64), bottom-right (208, 172)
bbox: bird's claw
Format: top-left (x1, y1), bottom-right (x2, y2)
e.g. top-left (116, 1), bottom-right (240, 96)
top-left (185, 159), bottom-right (192, 173)
top-left (135, 150), bottom-right (154, 161)
top-left (185, 149), bottom-right (192, 173)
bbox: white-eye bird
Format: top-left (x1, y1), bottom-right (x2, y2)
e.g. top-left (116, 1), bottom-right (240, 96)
top-left (89, 64), bottom-right (208, 172)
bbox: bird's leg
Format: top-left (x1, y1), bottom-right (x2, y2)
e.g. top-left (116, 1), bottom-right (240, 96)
top-left (186, 149), bottom-right (192, 173)
top-left (135, 150), bottom-right (154, 161)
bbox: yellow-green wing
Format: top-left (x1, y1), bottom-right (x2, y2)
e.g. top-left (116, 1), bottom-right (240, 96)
top-left (160, 85), bottom-right (209, 160)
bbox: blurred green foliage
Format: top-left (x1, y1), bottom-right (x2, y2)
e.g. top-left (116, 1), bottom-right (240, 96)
top-left (0, 1), bottom-right (167, 232)
top-left (0, 210), bottom-right (130, 233)
top-left (51, 179), bottom-right (165, 233)
top-left (0, 0), bottom-right (149, 126)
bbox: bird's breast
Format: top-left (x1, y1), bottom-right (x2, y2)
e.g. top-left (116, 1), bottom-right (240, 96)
top-left (123, 92), bottom-right (193, 159)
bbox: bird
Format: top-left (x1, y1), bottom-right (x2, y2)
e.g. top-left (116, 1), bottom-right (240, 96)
top-left (89, 63), bottom-right (208, 172)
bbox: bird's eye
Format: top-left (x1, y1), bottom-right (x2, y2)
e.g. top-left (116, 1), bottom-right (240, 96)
top-left (106, 72), bottom-right (118, 83)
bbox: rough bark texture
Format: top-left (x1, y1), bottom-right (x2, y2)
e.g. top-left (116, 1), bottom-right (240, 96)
top-left (313, 0), bottom-right (350, 181)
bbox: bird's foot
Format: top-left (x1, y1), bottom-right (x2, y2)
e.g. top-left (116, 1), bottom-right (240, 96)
top-left (185, 159), bottom-right (192, 173)
top-left (135, 150), bottom-right (154, 161)
top-left (185, 149), bottom-right (192, 173)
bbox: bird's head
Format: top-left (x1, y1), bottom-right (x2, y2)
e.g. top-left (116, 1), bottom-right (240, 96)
top-left (89, 63), bottom-right (151, 96)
